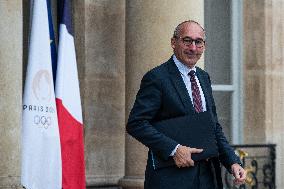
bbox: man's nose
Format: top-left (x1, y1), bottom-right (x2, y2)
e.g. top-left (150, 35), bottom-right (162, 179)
top-left (187, 42), bottom-right (197, 50)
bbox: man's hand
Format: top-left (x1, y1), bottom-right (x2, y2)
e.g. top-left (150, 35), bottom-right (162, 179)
top-left (231, 163), bottom-right (246, 185)
top-left (173, 145), bottom-right (203, 168)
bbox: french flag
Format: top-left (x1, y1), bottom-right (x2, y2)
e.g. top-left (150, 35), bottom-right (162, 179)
top-left (56, 0), bottom-right (86, 188)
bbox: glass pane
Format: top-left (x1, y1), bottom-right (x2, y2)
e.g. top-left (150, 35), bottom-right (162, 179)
top-left (204, 0), bottom-right (232, 85)
top-left (213, 91), bottom-right (232, 142)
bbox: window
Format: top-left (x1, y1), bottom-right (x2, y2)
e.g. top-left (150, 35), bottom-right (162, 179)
top-left (204, 0), bottom-right (243, 144)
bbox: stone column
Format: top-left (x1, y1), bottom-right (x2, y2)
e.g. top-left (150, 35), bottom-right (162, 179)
top-left (82, 0), bottom-right (126, 187)
top-left (120, 1), bottom-right (204, 188)
top-left (0, 1), bottom-right (22, 188)
top-left (244, 0), bottom-right (284, 187)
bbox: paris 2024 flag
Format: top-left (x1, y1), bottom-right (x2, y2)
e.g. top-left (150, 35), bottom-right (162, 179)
top-left (21, 0), bottom-right (62, 189)
top-left (56, 0), bottom-right (86, 188)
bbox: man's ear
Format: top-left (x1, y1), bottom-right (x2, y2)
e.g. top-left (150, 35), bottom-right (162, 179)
top-left (171, 38), bottom-right (176, 49)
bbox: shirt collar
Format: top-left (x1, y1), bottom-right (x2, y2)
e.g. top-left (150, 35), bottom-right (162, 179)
top-left (173, 55), bottom-right (196, 76)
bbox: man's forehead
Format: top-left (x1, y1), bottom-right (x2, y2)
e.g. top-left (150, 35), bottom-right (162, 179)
top-left (179, 23), bottom-right (205, 38)
top-left (180, 21), bottom-right (203, 29)
top-left (180, 22), bottom-right (203, 31)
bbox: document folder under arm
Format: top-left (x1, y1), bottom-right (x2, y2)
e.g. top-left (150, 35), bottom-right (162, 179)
top-left (151, 111), bottom-right (218, 169)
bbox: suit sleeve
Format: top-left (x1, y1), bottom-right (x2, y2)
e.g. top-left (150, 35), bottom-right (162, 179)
top-left (126, 71), bottom-right (179, 160)
top-left (206, 73), bottom-right (242, 172)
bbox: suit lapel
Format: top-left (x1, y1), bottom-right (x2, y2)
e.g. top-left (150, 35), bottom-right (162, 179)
top-left (167, 58), bottom-right (195, 113)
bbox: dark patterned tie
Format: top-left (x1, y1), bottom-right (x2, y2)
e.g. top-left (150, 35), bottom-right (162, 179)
top-left (188, 70), bottom-right (203, 113)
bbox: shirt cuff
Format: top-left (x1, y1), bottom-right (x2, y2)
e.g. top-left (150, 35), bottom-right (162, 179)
top-left (170, 144), bottom-right (180, 156)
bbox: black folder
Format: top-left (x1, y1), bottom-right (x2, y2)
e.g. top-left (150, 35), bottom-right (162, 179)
top-left (151, 111), bottom-right (218, 169)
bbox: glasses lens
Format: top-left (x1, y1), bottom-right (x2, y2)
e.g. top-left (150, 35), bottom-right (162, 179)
top-left (195, 39), bottom-right (204, 47)
top-left (181, 37), bottom-right (192, 46)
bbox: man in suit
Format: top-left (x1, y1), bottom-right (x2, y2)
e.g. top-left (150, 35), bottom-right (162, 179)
top-left (126, 20), bottom-right (246, 189)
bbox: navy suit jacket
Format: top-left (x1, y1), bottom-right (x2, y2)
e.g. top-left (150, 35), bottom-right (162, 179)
top-left (127, 57), bottom-right (241, 189)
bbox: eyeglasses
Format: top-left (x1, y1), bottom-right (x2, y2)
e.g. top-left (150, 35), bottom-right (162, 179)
top-left (177, 37), bottom-right (205, 48)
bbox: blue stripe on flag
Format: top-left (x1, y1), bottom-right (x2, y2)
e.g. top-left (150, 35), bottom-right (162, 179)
top-left (58, 0), bottom-right (74, 36)
top-left (47, 0), bottom-right (57, 85)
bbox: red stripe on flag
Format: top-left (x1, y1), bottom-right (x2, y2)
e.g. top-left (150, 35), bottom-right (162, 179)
top-left (56, 98), bottom-right (86, 189)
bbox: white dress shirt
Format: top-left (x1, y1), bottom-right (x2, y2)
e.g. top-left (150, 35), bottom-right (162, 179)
top-left (173, 55), bottom-right (207, 112)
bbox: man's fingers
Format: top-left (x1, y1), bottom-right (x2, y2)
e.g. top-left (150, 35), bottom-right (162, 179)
top-left (173, 153), bottom-right (195, 167)
top-left (234, 168), bottom-right (241, 178)
top-left (188, 159), bottom-right (194, 166)
top-left (176, 159), bottom-right (194, 168)
top-left (189, 148), bottom-right (203, 154)
top-left (238, 169), bottom-right (246, 182)
top-left (178, 155), bottom-right (194, 167)
top-left (233, 167), bottom-right (246, 185)
top-left (173, 153), bottom-right (187, 167)
top-left (173, 146), bottom-right (201, 168)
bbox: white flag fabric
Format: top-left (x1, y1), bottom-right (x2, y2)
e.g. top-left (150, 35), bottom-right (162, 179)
top-left (21, 0), bottom-right (62, 188)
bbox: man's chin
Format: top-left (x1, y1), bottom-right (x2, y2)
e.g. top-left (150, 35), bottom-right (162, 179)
top-left (184, 61), bottom-right (196, 68)
top-left (183, 58), bottom-right (197, 65)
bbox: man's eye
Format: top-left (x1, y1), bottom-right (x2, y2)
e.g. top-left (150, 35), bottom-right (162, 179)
top-left (195, 40), bottom-right (203, 44)
top-left (183, 39), bottom-right (192, 43)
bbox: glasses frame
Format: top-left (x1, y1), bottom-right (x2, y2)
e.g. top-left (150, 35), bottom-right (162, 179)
top-left (176, 36), bottom-right (205, 48)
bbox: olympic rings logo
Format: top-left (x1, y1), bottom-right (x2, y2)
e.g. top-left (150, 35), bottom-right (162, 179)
top-left (34, 115), bottom-right (52, 129)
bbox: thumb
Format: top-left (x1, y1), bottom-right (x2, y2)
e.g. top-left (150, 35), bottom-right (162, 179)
top-left (233, 169), bottom-right (241, 179)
